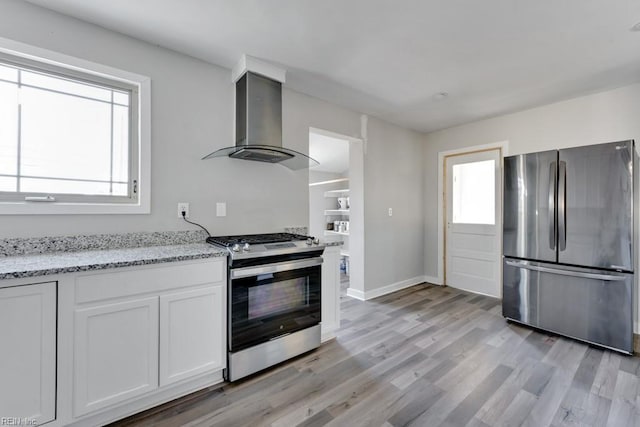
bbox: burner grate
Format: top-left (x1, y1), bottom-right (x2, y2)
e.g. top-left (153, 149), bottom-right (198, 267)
top-left (207, 232), bottom-right (308, 247)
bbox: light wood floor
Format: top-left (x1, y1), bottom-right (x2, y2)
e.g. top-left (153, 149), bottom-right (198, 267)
top-left (111, 279), bottom-right (640, 427)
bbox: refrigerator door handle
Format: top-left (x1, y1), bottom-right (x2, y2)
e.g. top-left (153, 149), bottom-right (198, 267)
top-left (558, 160), bottom-right (567, 251)
top-left (505, 260), bottom-right (626, 281)
top-left (548, 161), bottom-right (557, 250)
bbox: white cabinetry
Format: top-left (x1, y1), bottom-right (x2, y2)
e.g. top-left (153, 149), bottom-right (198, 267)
top-left (159, 286), bottom-right (224, 386)
top-left (0, 282), bottom-right (56, 426)
top-left (321, 246), bottom-right (341, 341)
top-left (73, 297), bottom-right (159, 416)
top-left (70, 259), bottom-right (226, 419)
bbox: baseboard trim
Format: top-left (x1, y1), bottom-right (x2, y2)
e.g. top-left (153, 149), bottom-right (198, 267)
top-left (346, 276), bottom-right (428, 301)
top-left (68, 370), bottom-right (223, 426)
top-left (424, 275), bottom-right (443, 285)
top-left (321, 331), bottom-right (336, 343)
top-left (346, 288), bottom-right (365, 300)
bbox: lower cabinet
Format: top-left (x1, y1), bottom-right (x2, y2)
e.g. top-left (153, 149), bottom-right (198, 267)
top-left (0, 282), bottom-right (56, 426)
top-left (71, 260), bottom-right (226, 419)
top-left (73, 297), bottom-right (159, 417)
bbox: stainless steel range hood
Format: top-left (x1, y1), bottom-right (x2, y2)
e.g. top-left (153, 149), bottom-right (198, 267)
top-left (202, 70), bottom-right (319, 170)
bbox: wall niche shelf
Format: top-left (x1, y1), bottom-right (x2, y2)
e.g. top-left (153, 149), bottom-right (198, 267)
top-left (324, 230), bottom-right (349, 237)
top-left (321, 185), bottom-right (350, 276)
top-left (324, 189), bottom-right (350, 197)
top-left (324, 209), bottom-right (350, 215)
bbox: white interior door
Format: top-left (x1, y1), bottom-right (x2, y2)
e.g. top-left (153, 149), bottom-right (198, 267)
top-left (445, 148), bottom-right (502, 297)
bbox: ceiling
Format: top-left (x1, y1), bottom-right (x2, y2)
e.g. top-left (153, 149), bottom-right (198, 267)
top-left (309, 132), bottom-right (349, 174)
top-left (24, 0), bottom-right (640, 133)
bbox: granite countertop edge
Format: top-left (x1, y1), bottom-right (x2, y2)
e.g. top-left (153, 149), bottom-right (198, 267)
top-left (0, 243), bottom-right (228, 281)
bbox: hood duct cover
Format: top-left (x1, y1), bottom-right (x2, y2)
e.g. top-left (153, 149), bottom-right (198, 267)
top-left (203, 71), bottom-right (319, 170)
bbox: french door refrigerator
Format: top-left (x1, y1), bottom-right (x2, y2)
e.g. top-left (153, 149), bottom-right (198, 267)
top-left (503, 140), bottom-right (636, 353)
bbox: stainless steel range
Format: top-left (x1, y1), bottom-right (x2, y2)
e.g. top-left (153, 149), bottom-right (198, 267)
top-left (206, 233), bottom-right (324, 381)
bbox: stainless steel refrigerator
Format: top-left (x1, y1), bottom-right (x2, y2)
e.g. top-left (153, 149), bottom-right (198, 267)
top-left (503, 140), bottom-right (636, 354)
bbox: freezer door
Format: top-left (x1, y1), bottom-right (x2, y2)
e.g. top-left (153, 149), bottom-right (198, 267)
top-left (503, 150), bottom-right (557, 262)
top-left (502, 258), bottom-right (633, 353)
top-left (558, 141), bottom-right (634, 271)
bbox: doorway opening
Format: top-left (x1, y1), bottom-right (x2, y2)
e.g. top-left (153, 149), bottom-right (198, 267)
top-left (308, 128), bottom-right (364, 299)
top-left (309, 131), bottom-right (350, 287)
top-left (438, 143), bottom-right (506, 298)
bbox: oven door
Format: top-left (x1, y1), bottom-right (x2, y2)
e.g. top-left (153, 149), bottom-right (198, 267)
top-left (229, 257), bottom-right (322, 353)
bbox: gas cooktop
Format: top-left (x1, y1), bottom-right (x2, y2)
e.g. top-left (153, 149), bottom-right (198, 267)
top-left (206, 232), bottom-right (308, 247)
top-left (206, 232), bottom-right (323, 260)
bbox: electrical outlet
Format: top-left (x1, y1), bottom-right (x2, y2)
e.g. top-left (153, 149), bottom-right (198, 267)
top-left (388, 208), bottom-right (393, 217)
top-left (178, 202), bottom-right (190, 219)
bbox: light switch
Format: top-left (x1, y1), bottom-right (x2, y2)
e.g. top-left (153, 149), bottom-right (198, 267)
top-left (216, 202), bottom-right (226, 217)
top-left (388, 208), bottom-right (393, 217)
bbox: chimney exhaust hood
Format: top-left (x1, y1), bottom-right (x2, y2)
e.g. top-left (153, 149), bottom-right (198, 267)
top-left (202, 57), bottom-right (319, 170)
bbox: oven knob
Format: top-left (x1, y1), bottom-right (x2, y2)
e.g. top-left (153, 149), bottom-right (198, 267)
top-left (313, 238), bottom-right (320, 245)
top-left (231, 243), bottom-right (241, 252)
top-left (306, 238), bottom-right (313, 245)
top-left (242, 243), bottom-right (250, 252)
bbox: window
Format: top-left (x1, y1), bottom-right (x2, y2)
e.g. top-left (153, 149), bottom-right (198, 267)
top-left (452, 159), bottom-right (496, 224)
top-left (0, 41), bottom-right (150, 215)
top-left (0, 53), bottom-right (138, 205)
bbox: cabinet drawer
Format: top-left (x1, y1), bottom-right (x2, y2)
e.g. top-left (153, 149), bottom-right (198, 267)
top-left (75, 259), bottom-right (225, 304)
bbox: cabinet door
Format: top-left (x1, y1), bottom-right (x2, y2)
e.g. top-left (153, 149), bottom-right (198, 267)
top-left (0, 282), bottom-right (56, 425)
top-left (159, 286), bottom-right (225, 386)
top-left (74, 297), bottom-right (159, 417)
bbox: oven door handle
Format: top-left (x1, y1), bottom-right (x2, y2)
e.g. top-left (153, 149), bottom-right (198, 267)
top-left (231, 257), bottom-right (324, 279)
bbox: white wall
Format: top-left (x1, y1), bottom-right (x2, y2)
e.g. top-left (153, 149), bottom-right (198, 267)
top-left (364, 117), bottom-right (426, 294)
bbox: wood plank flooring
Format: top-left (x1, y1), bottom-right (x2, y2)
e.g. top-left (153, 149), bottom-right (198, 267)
top-left (110, 279), bottom-right (640, 427)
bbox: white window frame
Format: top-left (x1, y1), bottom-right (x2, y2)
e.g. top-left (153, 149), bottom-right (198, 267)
top-left (0, 37), bottom-right (150, 215)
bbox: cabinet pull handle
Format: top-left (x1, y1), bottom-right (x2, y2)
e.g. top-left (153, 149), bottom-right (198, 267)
top-left (506, 260), bottom-right (626, 281)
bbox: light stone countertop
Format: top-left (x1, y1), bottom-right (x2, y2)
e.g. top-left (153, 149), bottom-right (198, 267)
top-left (0, 229), bottom-right (341, 281)
top-left (0, 243), bottom-right (228, 280)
